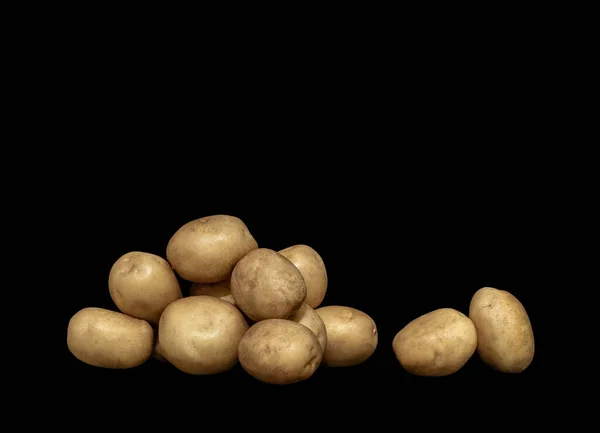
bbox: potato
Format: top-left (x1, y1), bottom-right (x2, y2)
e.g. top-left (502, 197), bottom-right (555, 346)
top-left (315, 306), bottom-right (377, 367)
top-left (238, 319), bottom-right (322, 384)
top-left (166, 215), bottom-right (258, 283)
top-left (67, 307), bottom-right (153, 369)
top-left (392, 308), bottom-right (477, 376)
top-left (278, 245), bottom-right (327, 308)
top-left (469, 287), bottom-right (535, 373)
top-left (190, 280), bottom-right (235, 305)
top-left (230, 248), bottom-right (306, 321)
top-left (289, 303), bottom-right (328, 355)
top-left (108, 251), bottom-right (182, 325)
top-left (158, 296), bottom-right (248, 374)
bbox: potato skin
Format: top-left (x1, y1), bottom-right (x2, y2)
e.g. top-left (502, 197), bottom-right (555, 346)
top-left (67, 307), bottom-right (153, 369)
top-left (166, 215), bottom-right (258, 283)
top-left (278, 245), bottom-right (327, 308)
top-left (392, 308), bottom-right (477, 376)
top-left (230, 248), bottom-right (307, 322)
top-left (109, 251), bottom-right (182, 325)
top-left (289, 303), bottom-right (328, 355)
top-left (190, 280), bottom-right (235, 305)
top-left (315, 306), bottom-right (377, 367)
top-left (158, 296), bottom-right (249, 375)
top-left (238, 319), bottom-right (322, 385)
top-left (469, 287), bottom-right (534, 373)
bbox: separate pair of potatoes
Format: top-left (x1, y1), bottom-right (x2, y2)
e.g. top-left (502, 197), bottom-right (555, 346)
top-left (392, 287), bottom-right (535, 376)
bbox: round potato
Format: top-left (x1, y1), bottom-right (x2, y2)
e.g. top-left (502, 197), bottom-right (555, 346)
top-left (230, 248), bottom-right (307, 321)
top-left (278, 245), bottom-right (327, 308)
top-left (238, 319), bottom-right (322, 384)
top-left (392, 308), bottom-right (477, 376)
top-left (108, 251), bottom-right (182, 325)
top-left (289, 303), bottom-right (328, 355)
top-left (315, 306), bottom-right (377, 367)
top-left (158, 296), bottom-right (248, 374)
top-left (469, 287), bottom-right (534, 373)
top-left (190, 280), bottom-right (235, 305)
top-left (166, 215), bottom-right (258, 283)
top-left (67, 307), bottom-right (153, 369)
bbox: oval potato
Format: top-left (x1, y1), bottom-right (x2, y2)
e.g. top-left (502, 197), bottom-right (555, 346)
top-left (278, 245), bottom-right (328, 308)
top-left (238, 319), bottom-right (322, 385)
top-left (289, 303), bottom-right (328, 354)
top-left (315, 306), bottom-right (377, 367)
top-left (190, 280), bottom-right (235, 305)
top-left (469, 287), bottom-right (534, 373)
top-left (392, 308), bottom-right (477, 376)
top-left (109, 251), bottom-right (182, 325)
top-left (67, 307), bottom-right (153, 369)
top-left (230, 248), bottom-right (307, 321)
top-left (158, 296), bottom-right (248, 374)
top-left (166, 215), bottom-right (258, 283)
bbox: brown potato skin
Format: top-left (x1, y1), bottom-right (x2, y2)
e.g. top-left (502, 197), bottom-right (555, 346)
top-left (166, 215), bottom-right (258, 283)
top-left (278, 245), bottom-right (327, 308)
top-left (238, 319), bottom-right (322, 385)
top-left (230, 248), bottom-right (307, 322)
top-left (392, 308), bottom-right (477, 376)
top-left (469, 287), bottom-right (535, 373)
top-left (190, 280), bottom-right (235, 305)
top-left (67, 307), bottom-right (153, 369)
top-left (315, 306), bottom-right (377, 367)
top-left (108, 251), bottom-right (182, 325)
top-left (289, 303), bottom-right (328, 355)
top-left (158, 296), bottom-right (249, 375)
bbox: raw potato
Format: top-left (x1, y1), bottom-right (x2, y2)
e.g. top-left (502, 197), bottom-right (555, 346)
top-left (109, 251), bottom-right (182, 325)
top-left (315, 306), bottom-right (377, 367)
top-left (190, 280), bottom-right (235, 305)
top-left (67, 307), bottom-right (153, 369)
top-left (289, 303), bottom-right (328, 355)
top-left (230, 248), bottom-right (307, 321)
top-left (238, 319), bottom-right (322, 385)
top-left (158, 296), bottom-right (248, 375)
top-left (166, 215), bottom-right (258, 283)
top-left (392, 308), bottom-right (477, 376)
top-left (469, 287), bottom-right (535, 373)
top-left (278, 245), bottom-right (328, 308)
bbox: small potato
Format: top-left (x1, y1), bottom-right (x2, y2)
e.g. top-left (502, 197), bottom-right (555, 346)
top-left (166, 215), bottom-right (258, 283)
top-left (315, 306), bottom-right (377, 367)
top-left (190, 280), bottom-right (235, 305)
top-left (238, 319), bottom-right (322, 385)
top-left (278, 245), bottom-right (328, 308)
top-left (230, 248), bottom-right (307, 322)
top-left (392, 308), bottom-right (477, 376)
top-left (109, 251), bottom-right (182, 325)
top-left (469, 287), bottom-right (534, 373)
top-left (67, 307), bottom-right (153, 369)
top-left (289, 303), bottom-right (328, 355)
top-left (158, 296), bottom-right (249, 375)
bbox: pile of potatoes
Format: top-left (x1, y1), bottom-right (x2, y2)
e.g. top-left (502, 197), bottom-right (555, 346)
top-left (67, 215), bottom-right (378, 384)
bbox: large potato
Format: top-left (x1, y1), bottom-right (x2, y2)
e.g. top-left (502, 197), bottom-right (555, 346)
top-left (158, 296), bottom-right (248, 374)
top-left (190, 280), bottom-right (235, 305)
top-left (289, 303), bottom-right (328, 355)
top-left (67, 307), bottom-right (153, 369)
top-left (230, 248), bottom-right (306, 321)
top-left (469, 287), bottom-right (534, 373)
top-left (109, 251), bottom-right (182, 325)
top-left (238, 319), bottom-right (322, 384)
top-left (392, 308), bottom-right (477, 376)
top-left (315, 306), bottom-right (377, 367)
top-left (166, 215), bottom-right (258, 283)
top-left (278, 245), bottom-right (327, 308)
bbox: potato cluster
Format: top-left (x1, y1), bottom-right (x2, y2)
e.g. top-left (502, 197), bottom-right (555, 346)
top-left (392, 287), bottom-right (535, 376)
top-left (67, 215), bottom-right (378, 384)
